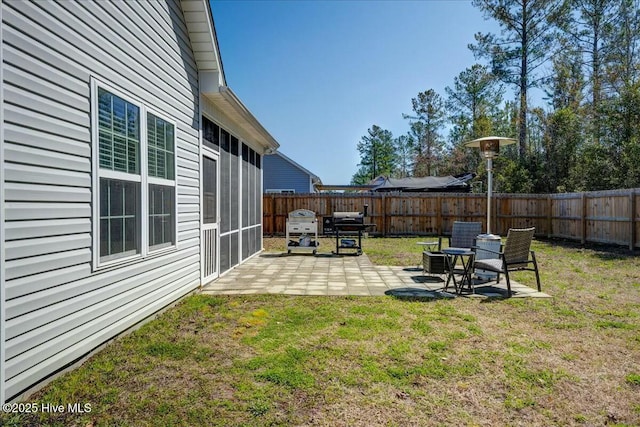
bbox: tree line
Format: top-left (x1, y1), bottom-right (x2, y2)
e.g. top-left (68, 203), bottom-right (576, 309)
top-left (352, 0), bottom-right (640, 194)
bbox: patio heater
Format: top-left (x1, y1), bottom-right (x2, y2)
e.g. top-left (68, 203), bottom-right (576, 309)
top-left (464, 136), bottom-right (516, 279)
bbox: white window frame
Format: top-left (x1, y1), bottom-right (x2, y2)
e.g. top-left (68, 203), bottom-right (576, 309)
top-left (146, 107), bottom-right (178, 253)
top-left (91, 78), bottom-right (178, 271)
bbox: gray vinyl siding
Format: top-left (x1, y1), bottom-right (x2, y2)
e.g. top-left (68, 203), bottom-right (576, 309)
top-left (2, 0), bottom-right (200, 401)
top-left (263, 154), bottom-right (312, 193)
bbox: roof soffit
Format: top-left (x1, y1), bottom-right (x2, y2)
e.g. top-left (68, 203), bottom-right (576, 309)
top-left (180, 0), bottom-right (225, 84)
top-left (180, 0), bottom-right (279, 151)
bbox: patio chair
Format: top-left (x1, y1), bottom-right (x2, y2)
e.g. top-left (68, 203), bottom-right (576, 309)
top-left (472, 227), bottom-right (541, 297)
top-left (447, 221), bottom-right (482, 250)
top-left (423, 221), bottom-right (481, 275)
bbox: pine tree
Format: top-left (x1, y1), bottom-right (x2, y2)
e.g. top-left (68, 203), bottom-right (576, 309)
top-left (403, 89), bottom-right (446, 176)
top-left (470, 0), bottom-right (569, 157)
top-left (351, 125), bottom-right (396, 184)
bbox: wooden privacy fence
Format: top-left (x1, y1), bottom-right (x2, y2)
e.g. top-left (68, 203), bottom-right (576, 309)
top-left (263, 188), bottom-right (640, 249)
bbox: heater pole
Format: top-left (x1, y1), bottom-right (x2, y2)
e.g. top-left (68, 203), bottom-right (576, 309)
top-left (486, 157), bottom-right (492, 235)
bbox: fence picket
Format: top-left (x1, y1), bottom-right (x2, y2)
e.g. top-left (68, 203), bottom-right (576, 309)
top-left (262, 189), bottom-right (640, 248)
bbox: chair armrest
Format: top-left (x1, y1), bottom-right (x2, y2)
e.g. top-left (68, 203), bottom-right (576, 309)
top-left (471, 246), bottom-right (503, 256)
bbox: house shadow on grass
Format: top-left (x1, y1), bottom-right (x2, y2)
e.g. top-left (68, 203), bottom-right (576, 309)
top-left (541, 237), bottom-right (636, 260)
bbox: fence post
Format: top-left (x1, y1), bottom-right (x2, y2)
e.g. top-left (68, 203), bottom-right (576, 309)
top-left (547, 195), bottom-right (552, 238)
top-left (493, 193), bottom-right (498, 234)
top-left (381, 194), bottom-right (387, 237)
top-left (270, 194), bottom-right (276, 236)
top-left (630, 189), bottom-right (637, 250)
top-left (581, 193), bottom-right (587, 245)
top-left (436, 194), bottom-right (442, 236)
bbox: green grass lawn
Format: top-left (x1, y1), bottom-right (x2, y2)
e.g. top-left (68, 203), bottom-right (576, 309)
top-left (3, 238), bottom-right (640, 426)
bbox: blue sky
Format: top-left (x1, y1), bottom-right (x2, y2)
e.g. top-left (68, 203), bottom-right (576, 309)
top-left (211, 0), bottom-right (501, 185)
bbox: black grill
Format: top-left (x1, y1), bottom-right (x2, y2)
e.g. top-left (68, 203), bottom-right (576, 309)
top-left (330, 208), bottom-right (374, 255)
top-left (332, 211), bottom-right (364, 230)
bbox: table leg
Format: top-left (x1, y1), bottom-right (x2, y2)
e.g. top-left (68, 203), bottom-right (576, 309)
top-left (445, 254), bottom-right (459, 293)
top-left (459, 254), bottom-right (475, 294)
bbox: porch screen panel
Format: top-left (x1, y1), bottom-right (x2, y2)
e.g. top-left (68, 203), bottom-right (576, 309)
top-left (241, 144), bottom-right (249, 228)
top-left (250, 226), bottom-right (256, 255)
top-left (249, 149), bottom-right (256, 225)
top-left (203, 157), bottom-right (216, 224)
top-left (242, 229), bottom-right (249, 259)
top-left (230, 232), bottom-right (239, 266)
top-left (220, 130), bottom-right (230, 233)
top-left (255, 153), bottom-right (262, 227)
top-left (220, 234), bottom-right (230, 273)
top-left (203, 117), bottom-right (219, 152)
top-left (231, 137), bottom-right (239, 230)
top-left (257, 225), bottom-right (262, 252)
top-left (252, 226), bottom-right (259, 254)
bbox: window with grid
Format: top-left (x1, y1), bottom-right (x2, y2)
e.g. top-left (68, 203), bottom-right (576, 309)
top-left (147, 112), bottom-right (176, 249)
top-left (95, 83), bottom-right (177, 266)
top-left (98, 88), bottom-right (141, 260)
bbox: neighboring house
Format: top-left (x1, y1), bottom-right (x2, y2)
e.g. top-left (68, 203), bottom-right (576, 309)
top-left (0, 0), bottom-right (278, 403)
top-left (263, 151), bottom-right (321, 193)
top-left (369, 174), bottom-right (474, 193)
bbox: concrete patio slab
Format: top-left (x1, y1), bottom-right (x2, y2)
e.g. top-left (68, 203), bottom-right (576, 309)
top-left (200, 252), bottom-right (551, 299)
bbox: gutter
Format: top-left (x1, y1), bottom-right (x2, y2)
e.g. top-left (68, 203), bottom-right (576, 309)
top-left (216, 86), bottom-right (279, 151)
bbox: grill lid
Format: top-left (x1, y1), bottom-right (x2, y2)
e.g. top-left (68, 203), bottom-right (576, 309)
top-left (288, 209), bottom-right (317, 223)
top-left (333, 211), bottom-right (364, 224)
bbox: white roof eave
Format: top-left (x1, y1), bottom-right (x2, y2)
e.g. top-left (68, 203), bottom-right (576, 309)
top-left (181, 0), bottom-right (279, 151)
top-left (204, 87), bottom-right (280, 151)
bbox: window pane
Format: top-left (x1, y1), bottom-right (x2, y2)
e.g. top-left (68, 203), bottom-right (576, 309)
top-left (157, 120), bottom-right (165, 150)
top-left (100, 218), bottom-right (109, 256)
top-left (125, 217), bottom-right (137, 252)
top-left (98, 133), bottom-right (113, 169)
top-left (98, 88), bottom-right (139, 174)
top-left (125, 183), bottom-right (137, 216)
top-left (110, 181), bottom-right (123, 216)
top-left (110, 217), bottom-right (123, 255)
top-left (148, 116), bottom-right (157, 147)
top-left (113, 98), bottom-right (126, 135)
top-left (165, 125), bottom-right (174, 152)
top-left (148, 148), bottom-right (157, 177)
top-left (100, 179), bottom-right (109, 217)
top-left (127, 104), bottom-right (139, 145)
top-left (166, 152), bottom-right (174, 181)
top-left (153, 217), bottom-right (163, 246)
top-left (127, 134), bottom-right (138, 174)
top-left (149, 184), bottom-right (175, 248)
top-left (99, 178), bottom-right (140, 259)
top-left (98, 88), bottom-right (111, 127)
top-left (147, 112), bottom-right (175, 180)
top-left (156, 149), bottom-right (166, 178)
